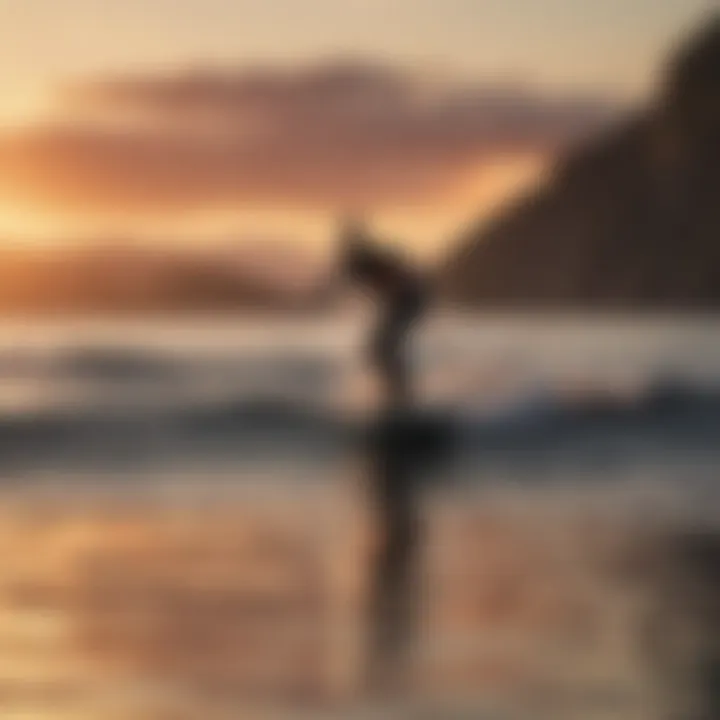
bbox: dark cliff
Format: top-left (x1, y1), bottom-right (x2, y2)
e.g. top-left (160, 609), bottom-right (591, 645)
top-left (440, 17), bottom-right (720, 309)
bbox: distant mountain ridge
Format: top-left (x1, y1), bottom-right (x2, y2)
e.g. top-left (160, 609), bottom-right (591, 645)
top-left (0, 242), bottom-right (329, 315)
top-left (440, 16), bottom-right (720, 308)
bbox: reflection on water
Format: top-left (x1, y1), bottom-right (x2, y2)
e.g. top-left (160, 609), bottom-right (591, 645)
top-left (0, 483), bottom-right (718, 719)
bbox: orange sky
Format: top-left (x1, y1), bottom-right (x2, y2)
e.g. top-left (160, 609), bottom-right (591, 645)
top-left (0, 0), bottom-right (711, 258)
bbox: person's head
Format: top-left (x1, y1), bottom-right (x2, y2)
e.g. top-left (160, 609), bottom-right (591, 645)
top-left (338, 215), bottom-right (389, 286)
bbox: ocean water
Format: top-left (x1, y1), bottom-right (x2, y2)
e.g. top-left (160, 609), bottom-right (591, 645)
top-left (1, 313), bottom-right (720, 477)
top-left (0, 314), bottom-right (719, 719)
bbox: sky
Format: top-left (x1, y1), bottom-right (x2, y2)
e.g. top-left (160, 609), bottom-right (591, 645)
top-left (0, 0), bottom-right (714, 257)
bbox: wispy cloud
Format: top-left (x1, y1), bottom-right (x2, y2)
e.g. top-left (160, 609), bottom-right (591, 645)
top-left (0, 60), bottom-right (618, 215)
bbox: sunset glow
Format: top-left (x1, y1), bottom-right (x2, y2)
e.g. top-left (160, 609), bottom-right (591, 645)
top-left (0, 0), bottom-right (711, 254)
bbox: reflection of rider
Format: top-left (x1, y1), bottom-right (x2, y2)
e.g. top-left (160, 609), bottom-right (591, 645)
top-left (340, 218), bottom-right (428, 410)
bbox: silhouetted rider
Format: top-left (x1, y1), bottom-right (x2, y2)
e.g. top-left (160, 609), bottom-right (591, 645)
top-left (339, 217), bottom-right (431, 691)
top-left (340, 218), bottom-right (429, 411)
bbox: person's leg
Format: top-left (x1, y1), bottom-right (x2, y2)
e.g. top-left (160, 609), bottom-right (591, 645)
top-left (381, 343), bottom-right (410, 408)
top-left (372, 304), bottom-right (416, 410)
